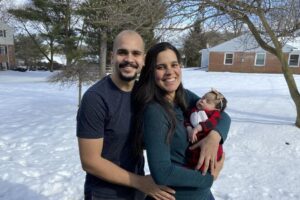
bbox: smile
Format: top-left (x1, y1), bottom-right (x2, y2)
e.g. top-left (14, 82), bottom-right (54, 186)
top-left (164, 78), bottom-right (176, 82)
top-left (119, 62), bottom-right (138, 69)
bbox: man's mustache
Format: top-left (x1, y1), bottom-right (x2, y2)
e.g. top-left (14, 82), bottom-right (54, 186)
top-left (119, 61), bottom-right (138, 69)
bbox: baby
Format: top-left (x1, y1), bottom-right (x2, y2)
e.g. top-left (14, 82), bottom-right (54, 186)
top-left (185, 89), bottom-right (227, 172)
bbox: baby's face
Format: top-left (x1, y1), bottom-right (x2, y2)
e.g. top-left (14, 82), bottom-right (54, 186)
top-left (196, 96), bottom-right (217, 111)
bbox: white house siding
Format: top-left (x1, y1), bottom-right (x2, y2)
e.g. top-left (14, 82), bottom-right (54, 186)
top-left (200, 48), bottom-right (209, 68)
top-left (0, 21), bottom-right (14, 45)
top-left (287, 37), bottom-right (300, 50)
top-left (0, 21), bottom-right (15, 70)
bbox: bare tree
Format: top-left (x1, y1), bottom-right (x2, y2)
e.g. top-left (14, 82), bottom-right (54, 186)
top-left (167, 0), bottom-right (300, 127)
top-left (48, 60), bottom-right (98, 106)
top-left (80, 0), bottom-right (167, 78)
top-left (0, 0), bottom-right (15, 22)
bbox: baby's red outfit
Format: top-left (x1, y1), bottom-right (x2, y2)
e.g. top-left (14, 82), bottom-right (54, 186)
top-left (185, 107), bottom-right (223, 171)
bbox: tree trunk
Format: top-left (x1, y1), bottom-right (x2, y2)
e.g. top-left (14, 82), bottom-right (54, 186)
top-left (277, 52), bottom-right (300, 127)
top-left (49, 41), bottom-right (54, 72)
top-left (65, 0), bottom-right (72, 69)
top-left (99, 31), bottom-right (107, 79)
top-left (50, 53), bottom-right (54, 72)
top-left (296, 101), bottom-right (300, 127)
top-left (66, 55), bottom-right (71, 69)
top-left (78, 76), bottom-right (82, 108)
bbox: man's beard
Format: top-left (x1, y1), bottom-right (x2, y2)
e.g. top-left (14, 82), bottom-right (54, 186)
top-left (118, 71), bottom-right (138, 82)
top-left (118, 61), bottom-right (138, 82)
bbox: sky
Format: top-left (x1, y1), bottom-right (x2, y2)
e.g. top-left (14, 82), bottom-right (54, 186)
top-left (0, 69), bottom-right (300, 200)
top-left (13, 0), bottom-right (28, 5)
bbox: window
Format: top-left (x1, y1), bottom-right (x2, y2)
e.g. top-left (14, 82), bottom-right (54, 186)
top-left (0, 46), bottom-right (7, 55)
top-left (2, 62), bottom-right (7, 68)
top-left (255, 53), bottom-right (266, 66)
top-left (0, 30), bottom-right (6, 37)
top-left (288, 54), bottom-right (299, 66)
top-left (0, 62), bottom-right (7, 70)
top-left (224, 53), bottom-right (234, 65)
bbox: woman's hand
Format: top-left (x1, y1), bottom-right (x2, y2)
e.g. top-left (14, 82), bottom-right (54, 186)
top-left (189, 130), bottom-right (221, 175)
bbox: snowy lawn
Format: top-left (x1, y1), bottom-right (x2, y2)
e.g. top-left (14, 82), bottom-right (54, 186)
top-left (0, 69), bottom-right (299, 200)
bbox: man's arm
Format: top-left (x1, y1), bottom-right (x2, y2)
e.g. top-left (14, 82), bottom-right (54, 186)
top-left (78, 138), bottom-right (175, 200)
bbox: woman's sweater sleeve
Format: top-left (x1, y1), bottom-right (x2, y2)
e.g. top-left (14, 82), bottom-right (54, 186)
top-left (143, 104), bottom-right (213, 188)
top-left (215, 111), bottom-right (231, 144)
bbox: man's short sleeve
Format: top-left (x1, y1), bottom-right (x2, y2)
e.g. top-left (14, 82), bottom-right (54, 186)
top-left (76, 91), bottom-right (106, 138)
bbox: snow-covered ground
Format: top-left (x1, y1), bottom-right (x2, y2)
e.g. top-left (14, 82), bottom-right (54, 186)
top-left (0, 69), bottom-right (299, 200)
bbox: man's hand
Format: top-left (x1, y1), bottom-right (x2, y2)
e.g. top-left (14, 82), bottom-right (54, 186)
top-left (137, 175), bottom-right (175, 200)
top-left (189, 130), bottom-right (221, 175)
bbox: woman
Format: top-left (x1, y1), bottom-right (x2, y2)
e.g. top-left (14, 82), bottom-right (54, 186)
top-left (133, 42), bottom-right (230, 200)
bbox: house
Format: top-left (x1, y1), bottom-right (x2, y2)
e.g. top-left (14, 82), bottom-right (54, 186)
top-left (0, 21), bottom-right (15, 70)
top-left (200, 33), bottom-right (300, 74)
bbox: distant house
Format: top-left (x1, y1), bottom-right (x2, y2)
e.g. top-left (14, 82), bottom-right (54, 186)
top-left (0, 21), bottom-right (15, 70)
top-left (200, 33), bottom-right (300, 74)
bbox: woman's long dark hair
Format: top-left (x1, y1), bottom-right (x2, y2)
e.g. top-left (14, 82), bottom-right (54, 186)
top-left (132, 42), bottom-right (188, 157)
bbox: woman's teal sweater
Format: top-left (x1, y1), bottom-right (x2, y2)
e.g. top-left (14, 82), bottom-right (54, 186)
top-left (143, 89), bottom-right (231, 200)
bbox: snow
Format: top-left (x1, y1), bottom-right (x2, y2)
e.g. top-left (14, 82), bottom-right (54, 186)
top-left (1, 69), bottom-right (300, 200)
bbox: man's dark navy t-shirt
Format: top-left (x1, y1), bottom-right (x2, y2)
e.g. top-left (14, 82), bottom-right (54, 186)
top-left (77, 75), bottom-right (144, 199)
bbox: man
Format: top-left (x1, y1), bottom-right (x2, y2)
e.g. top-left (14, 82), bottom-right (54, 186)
top-left (76, 30), bottom-right (175, 200)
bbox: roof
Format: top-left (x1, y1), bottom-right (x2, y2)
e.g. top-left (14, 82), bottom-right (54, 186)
top-left (286, 37), bottom-right (300, 50)
top-left (208, 33), bottom-right (296, 53)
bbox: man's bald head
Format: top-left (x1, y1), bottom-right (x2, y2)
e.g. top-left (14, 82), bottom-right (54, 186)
top-left (113, 30), bottom-right (145, 53)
